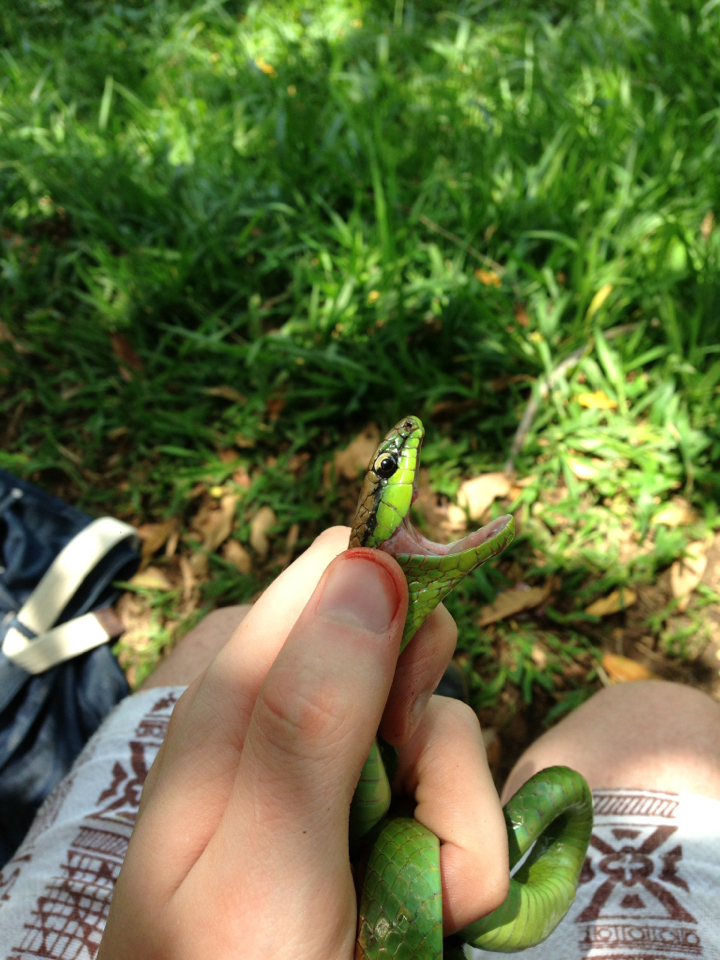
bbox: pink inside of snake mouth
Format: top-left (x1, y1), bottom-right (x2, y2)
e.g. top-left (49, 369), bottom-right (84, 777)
top-left (380, 512), bottom-right (512, 559)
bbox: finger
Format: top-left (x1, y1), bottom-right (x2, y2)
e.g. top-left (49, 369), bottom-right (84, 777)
top-left (134, 527), bottom-right (354, 875)
top-left (189, 552), bottom-right (408, 947)
top-left (208, 526), bottom-right (353, 724)
top-left (146, 525), bottom-right (352, 783)
top-left (397, 696), bottom-right (509, 934)
top-left (231, 525), bottom-right (351, 659)
top-left (379, 602), bottom-right (457, 747)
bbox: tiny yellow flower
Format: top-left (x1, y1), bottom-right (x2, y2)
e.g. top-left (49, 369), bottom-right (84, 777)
top-left (254, 57), bottom-right (277, 78)
top-left (474, 268), bottom-right (501, 288)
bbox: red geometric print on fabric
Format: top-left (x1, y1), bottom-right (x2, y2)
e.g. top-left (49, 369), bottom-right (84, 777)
top-left (7, 827), bottom-right (125, 959)
top-left (135, 714), bottom-right (170, 741)
top-left (8, 694), bottom-right (175, 959)
top-left (150, 691), bottom-right (178, 712)
top-left (573, 790), bottom-right (704, 960)
top-left (94, 741), bottom-right (153, 825)
top-left (90, 695), bottom-right (173, 825)
top-left (592, 791), bottom-right (680, 819)
top-left (580, 922), bottom-right (703, 955)
top-left (620, 893), bottom-right (646, 910)
top-left (577, 825), bottom-right (695, 923)
top-left (0, 853), bottom-right (32, 904)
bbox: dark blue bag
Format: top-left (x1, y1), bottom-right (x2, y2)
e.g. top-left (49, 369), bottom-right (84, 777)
top-left (0, 469), bottom-right (140, 865)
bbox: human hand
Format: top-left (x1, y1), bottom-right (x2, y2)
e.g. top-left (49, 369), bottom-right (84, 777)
top-left (99, 528), bottom-right (508, 960)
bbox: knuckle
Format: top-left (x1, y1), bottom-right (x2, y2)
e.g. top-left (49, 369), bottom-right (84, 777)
top-left (255, 665), bottom-right (349, 757)
top-left (433, 602), bottom-right (458, 642)
top-left (480, 868), bottom-right (511, 914)
top-left (436, 693), bottom-right (473, 722)
top-left (431, 695), bottom-right (479, 738)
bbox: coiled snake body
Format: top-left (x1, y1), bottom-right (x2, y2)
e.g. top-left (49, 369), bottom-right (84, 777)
top-left (348, 416), bottom-right (593, 957)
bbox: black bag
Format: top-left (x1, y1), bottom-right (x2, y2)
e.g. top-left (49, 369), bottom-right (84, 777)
top-left (0, 469), bottom-right (140, 865)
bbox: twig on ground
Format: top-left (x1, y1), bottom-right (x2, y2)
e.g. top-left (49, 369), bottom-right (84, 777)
top-left (417, 215), bottom-right (506, 274)
top-left (504, 322), bottom-right (643, 474)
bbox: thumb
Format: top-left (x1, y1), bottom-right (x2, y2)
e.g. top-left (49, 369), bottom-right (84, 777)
top-left (235, 550), bottom-right (408, 854)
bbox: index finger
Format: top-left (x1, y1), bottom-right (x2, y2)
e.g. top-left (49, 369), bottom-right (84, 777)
top-left (397, 697), bottom-right (509, 933)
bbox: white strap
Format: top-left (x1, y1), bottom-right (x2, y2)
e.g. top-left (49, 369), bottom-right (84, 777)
top-left (2, 516), bottom-right (138, 673)
top-left (3, 610), bottom-right (124, 674)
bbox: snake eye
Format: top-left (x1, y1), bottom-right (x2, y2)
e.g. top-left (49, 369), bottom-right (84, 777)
top-left (374, 455), bottom-right (398, 479)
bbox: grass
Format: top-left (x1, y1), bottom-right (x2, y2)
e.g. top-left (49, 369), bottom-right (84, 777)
top-left (2, 0), bottom-right (720, 759)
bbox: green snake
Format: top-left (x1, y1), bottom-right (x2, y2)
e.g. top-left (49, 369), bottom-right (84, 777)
top-left (348, 416), bottom-right (593, 958)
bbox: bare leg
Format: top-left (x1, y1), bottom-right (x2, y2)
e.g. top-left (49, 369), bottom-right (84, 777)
top-left (140, 605), bottom-right (252, 689)
top-left (501, 681), bottom-right (720, 803)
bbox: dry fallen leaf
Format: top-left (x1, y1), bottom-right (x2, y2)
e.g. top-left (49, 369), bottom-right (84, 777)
top-left (250, 506), bottom-right (278, 557)
top-left (165, 527), bottom-right (180, 558)
top-left (137, 520), bottom-right (176, 563)
top-left (276, 522), bottom-right (301, 570)
top-left (671, 540), bottom-right (708, 612)
top-left (701, 210), bottom-right (715, 242)
top-left (530, 644), bottom-right (548, 669)
top-left (514, 304), bottom-right (530, 327)
top-left (478, 584), bottom-right (549, 627)
top-left (487, 373), bottom-right (534, 392)
top-left (111, 332), bottom-right (143, 371)
top-left (266, 395), bottom-right (286, 420)
top-left (192, 494), bottom-right (239, 553)
top-left (205, 385), bottom-right (247, 403)
top-left (586, 283), bottom-right (613, 319)
top-left (334, 424), bottom-right (380, 481)
top-left (602, 652), bottom-right (654, 683)
top-left (115, 593), bottom-right (155, 688)
top-left (482, 727), bottom-right (501, 767)
top-left (430, 398), bottom-right (480, 419)
top-left (234, 432), bottom-right (257, 449)
top-left (189, 550), bottom-right (209, 579)
top-left (179, 555), bottom-right (197, 602)
top-left (652, 498), bottom-right (699, 528)
top-left (585, 588), bottom-right (637, 617)
top-left (0, 321), bottom-right (15, 343)
top-left (130, 566), bottom-right (174, 591)
top-left (233, 467), bottom-right (252, 489)
top-left (447, 473), bottom-right (512, 528)
top-left (566, 457), bottom-right (601, 481)
top-left (577, 390), bottom-right (618, 410)
top-left (223, 539), bottom-right (252, 575)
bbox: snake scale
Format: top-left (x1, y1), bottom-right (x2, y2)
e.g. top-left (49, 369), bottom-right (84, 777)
top-left (347, 416), bottom-right (593, 958)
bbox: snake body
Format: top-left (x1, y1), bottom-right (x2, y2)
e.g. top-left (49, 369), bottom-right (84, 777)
top-left (348, 416), bottom-right (593, 957)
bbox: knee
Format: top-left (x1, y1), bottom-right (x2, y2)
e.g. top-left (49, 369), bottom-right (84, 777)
top-left (578, 681), bottom-right (720, 741)
top-left (503, 680), bottom-right (720, 801)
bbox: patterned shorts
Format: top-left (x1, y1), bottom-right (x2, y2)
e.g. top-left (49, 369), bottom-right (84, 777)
top-left (473, 788), bottom-right (720, 960)
top-left (1, 688), bottom-right (718, 960)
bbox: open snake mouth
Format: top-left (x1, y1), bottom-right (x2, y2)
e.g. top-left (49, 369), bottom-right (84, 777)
top-left (379, 508), bottom-right (513, 559)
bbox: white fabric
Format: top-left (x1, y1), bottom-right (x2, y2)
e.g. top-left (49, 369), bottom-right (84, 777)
top-left (472, 789), bottom-right (720, 960)
top-left (2, 516), bottom-right (138, 673)
top-left (0, 687), bottom-right (178, 959)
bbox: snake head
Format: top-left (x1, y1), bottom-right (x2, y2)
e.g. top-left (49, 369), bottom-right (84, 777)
top-left (350, 415), bottom-right (424, 550)
top-left (350, 415), bottom-right (514, 648)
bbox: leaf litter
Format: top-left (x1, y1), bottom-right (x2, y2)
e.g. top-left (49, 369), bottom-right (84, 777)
top-left (17, 416), bottom-right (720, 785)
